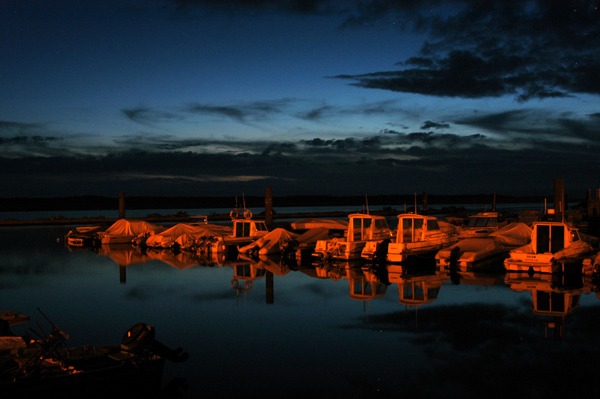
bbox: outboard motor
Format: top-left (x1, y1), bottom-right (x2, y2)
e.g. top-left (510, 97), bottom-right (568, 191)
top-left (121, 322), bottom-right (189, 363)
top-left (373, 239), bottom-right (390, 267)
top-left (121, 322), bottom-right (155, 353)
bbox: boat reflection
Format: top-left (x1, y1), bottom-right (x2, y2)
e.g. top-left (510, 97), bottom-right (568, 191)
top-left (225, 257), bottom-right (266, 299)
top-left (86, 244), bottom-right (600, 330)
top-left (387, 263), bottom-right (447, 307)
top-left (504, 271), bottom-right (594, 339)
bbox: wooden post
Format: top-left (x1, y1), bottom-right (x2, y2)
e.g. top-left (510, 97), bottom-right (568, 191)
top-left (119, 192), bottom-right (126, 219)
top-left (553, 178), bottom-right (565, 222)
top-left (265, 186), bottom-right (273, 228)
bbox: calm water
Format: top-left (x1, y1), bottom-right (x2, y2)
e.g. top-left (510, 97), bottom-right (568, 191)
top-left (2, 225), bottom-right (600, 398)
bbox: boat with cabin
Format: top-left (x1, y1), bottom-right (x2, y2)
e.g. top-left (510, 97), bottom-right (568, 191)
top-left (312, 213), bottom-right (393, 261)
top-left (363, 213), bottom-right (459, 264)
top-left (504, 220), bottom-right (595, 274)
top-left (195, 208), bottom-right (269, 256)
top-left (458, 211), bottom-right (504, 239)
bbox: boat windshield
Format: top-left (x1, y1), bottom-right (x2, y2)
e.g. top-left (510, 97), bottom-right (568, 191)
top-left (426, 219), bottom-right (440, 231)
top-left (374, 219), bottom-right (389, 229)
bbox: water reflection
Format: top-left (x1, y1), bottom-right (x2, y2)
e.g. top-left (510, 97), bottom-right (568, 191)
top-left (4, 226), bottom-right (600, 397)
top-left (505, 271), bottom-right (594, 339)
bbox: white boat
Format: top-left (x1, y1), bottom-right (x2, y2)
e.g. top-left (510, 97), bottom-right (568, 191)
top-left (504, 220), bottom-right (595, 274)
top-left (196, 209), bottom-right (269, 255)
top-left (458, 211), bottom-right (504, 239)
top-left (363, 213), bottom-right (459, 263)
top-left (97, 219), bottom-right (164, 245)
top-left (285, 219), bottom-right (348, 265)
top-left (436, 222), bottom-right (532, 271)
top-left (64, 225), bottom-right (104, 247)
top-left (312, 213), bottom-right (393, 261)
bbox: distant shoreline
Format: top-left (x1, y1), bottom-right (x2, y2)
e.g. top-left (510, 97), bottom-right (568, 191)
top-left (0, 193), bottom-right (557, 212)
top-left (0, 193), bottom-right (577, 227)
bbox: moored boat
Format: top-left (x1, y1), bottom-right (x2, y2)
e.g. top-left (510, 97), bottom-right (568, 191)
top-left (237, 227), bottom-right (298, 257)
top-left (193, 208), bottom-right (269, 256)
top-left (458, 211), bottom-right (504, 239)
top-left (144, 222), bottom-right (232, 250)
top-left (504, 220), bottom-right (595, 274)
top-left (97, 219), bottom-right (164, 245)
top-left (363, 213), bottom-right (459, 264)
top-left (64, 225), bottom-right (104, 247)
top-left (312, 213), bottom-right (393, 261)
top-left (436, 222), bottom-right (532, 271)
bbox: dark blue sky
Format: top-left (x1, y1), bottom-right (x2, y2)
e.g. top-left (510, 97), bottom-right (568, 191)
top-left (1, 0), bottom-right (599, 199)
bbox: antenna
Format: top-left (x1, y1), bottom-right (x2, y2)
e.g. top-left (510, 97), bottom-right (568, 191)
top-left (365, 194), bottom-right (369, 214)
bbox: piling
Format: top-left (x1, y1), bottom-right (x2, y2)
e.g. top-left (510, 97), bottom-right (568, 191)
top-left (119, 192), bottom-right (126, 219)
top-left (265, 186), bottom-right (273, 228)
top-left (553, 178), bottom-right (565, 221)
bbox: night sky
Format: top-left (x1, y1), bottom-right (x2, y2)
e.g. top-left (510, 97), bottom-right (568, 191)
top-left (2, 0), bottom-right (599, 199)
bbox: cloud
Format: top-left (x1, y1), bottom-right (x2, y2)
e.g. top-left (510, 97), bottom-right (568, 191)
top-left (170, 0), bottom-right (340, 15)
top-left (333, 1), bottom-right (600, 101)
top-left (420, 120), bottom-right (449, 130)
top-left (2, 104), bottom-right (600, 197)
top-left (186, 99), bottom-right (295, 125)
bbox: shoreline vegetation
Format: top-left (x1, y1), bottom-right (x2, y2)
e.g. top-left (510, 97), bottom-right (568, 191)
top-left (0, 193), bottom-right (576, 227)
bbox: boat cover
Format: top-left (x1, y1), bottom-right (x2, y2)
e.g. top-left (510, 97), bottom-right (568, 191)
top-left (294, 227), bottom-right (332, 246)
top-left (238, 227), bottom-right (298, 255)
top-left (102, 219), bottom-right (163, 237)
top-left (145, 223), bottom-right (232, 249)
top-left (290, 219), bottom-right (348, 230)
top-left (489, 222), bottom-right (532, 246)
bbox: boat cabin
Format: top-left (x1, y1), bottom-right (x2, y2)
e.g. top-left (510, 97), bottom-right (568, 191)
top-left (530, 221), bottom-right (580, 254)
top-left (396, 214), bottom-right (443, 244)
top-left (459, 211), bottom-right (500, 238)
top-left (232, 218), bottom-right (268, 238)
top-left (347, 213), bottom-right (392, 242)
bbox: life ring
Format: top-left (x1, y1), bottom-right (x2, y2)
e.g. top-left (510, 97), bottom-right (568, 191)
top-left (229, 210), bottom-right (239, 219)
top-left (243, 209), bottom-right (253, 219)
top-left (121, 322), bottom-right (155, 352)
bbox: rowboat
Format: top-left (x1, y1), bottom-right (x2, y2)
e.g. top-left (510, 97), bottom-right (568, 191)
top-left (1, 310), bottom-right (187, 398)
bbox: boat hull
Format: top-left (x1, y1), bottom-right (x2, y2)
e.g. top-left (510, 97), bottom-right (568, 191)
top-left (2, 347), bottom-right (166, 398)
